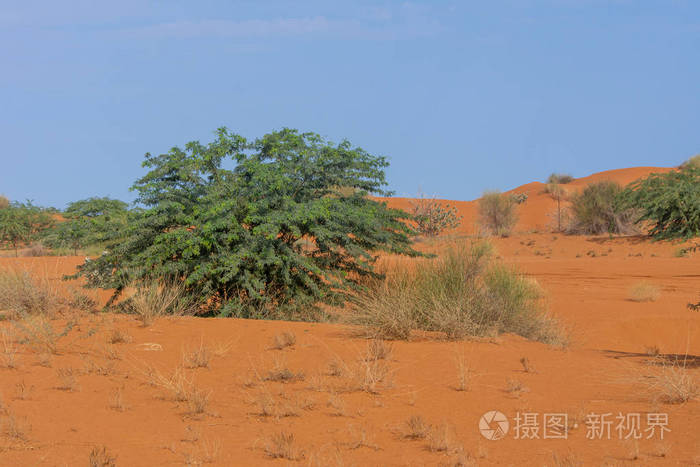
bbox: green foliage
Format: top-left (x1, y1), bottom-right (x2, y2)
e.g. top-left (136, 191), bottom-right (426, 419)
top-left (0, 202), bottom-right (54, 256)
top-left (567, 181), bottom-right (636, 235)
top-left (623, 167), bottom-right (700, 241)
top-left (74, 128), bottom-right (418, 318)
top-left (477, 190), bottom-right (518, 237)
top-left (410, 196), bottom-right (462, 236)
top-left (680, 154), bottom-right (700, 169)
top-left (44, 197), bottom-right (129, 255)
top-left (350, 243), bottom-right (564, 343)
top-left (547, 173), bottom-right (574, 184)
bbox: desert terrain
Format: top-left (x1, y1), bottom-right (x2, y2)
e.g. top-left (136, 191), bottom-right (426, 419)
top-left (0, 167), bottom-right (698, 466)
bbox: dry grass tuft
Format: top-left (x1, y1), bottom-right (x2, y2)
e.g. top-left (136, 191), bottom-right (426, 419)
top-left (0, 268), bottom-right (58, 318)
top-left (254, 391), bottom-right (300, 418)
top-left (428, 422), bottom-right (456, 453)
top-left (264, 431), bottom-right (303, 460)
top-left (14, 381), bottom-right (33, 400)
top-left (550, 452), bottom-right (583, 467)
top-left (628, 282), bottom-right (660, 302)
top-left (403, 415), bottom-right (430, 440)
top-left (354, 358), bottom-right (390, 394)
top-left (271, 331), bottom-right (296, 350)
top-left (183, 340), bottom-right (211, 369)
top-left (326, 392), bottom-right (347, 417)
top-left (109, 387), bottom-right (127, 411)
top-left (264, 358), bottom-right (305, 383)
top-left (363, 339), bottom-right (392, 361)
top-left (0, 328), bottom-right (19, 369)
top-left (1, 410), bottom-right (31, 441)
top-left (639, 359), bottom-right (698, 404)
top-left (55, 367), bottom-right (78, 391)
top-left (505, 378), bottom-right (527, 396)
top-left (520, 356), bottom-right (533, 373)
top-left (186, 387), bottom-right (211, 415)
top-left (107, 328), bottom-right (132, 344)
top-left (89, 446), bottom-right (117, 467)
top-left (126, 279), bottom-right (193, 327)
top-left (13, 315), bottom-right (76, 355)
top-left (454, 351), bottom-right (471, 391)
top-left (350, 243), bottom-right (565, 345)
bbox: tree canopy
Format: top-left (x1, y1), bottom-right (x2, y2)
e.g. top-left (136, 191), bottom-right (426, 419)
top-left (624, 166), bottom-right (700, 240)
top-left (44, 197), bottom-right (130, 255)
top-left (0, 201), bottom-right (54, 255)
top-left (75, 128), bottom-right (418, 318)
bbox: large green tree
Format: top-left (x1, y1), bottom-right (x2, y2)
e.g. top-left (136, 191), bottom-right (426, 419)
top-left (75, 128), bottom-right (418, 318)
top-left (44, 197), bottom-right (129, 255)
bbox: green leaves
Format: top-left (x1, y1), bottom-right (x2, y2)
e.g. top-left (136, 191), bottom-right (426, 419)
top-left (76, 128), bottom-right (418, 319)
top-left (43, 197), bottom-right (129, 255)
top-left (624, 167), bottom-right (700, 240)
top-left (0, 201), bottom-right (54, 256)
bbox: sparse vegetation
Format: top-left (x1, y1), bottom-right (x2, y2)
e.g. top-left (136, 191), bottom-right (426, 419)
top-left (639, 359), bottom-right (698, 404)
top-left (89, 446), bottom-right (117, 467)
top-left (126, 279), bottom-right (194, 326)
top-left (264, 431), bottom-right (303, 460)
top-left (567, 181), bottom-right (636, 235)
top-left (0, 268), bottom-right (57, 318)
top-left (350, 243), bottom-right (563, 343)
top-left (628, 282), bottom-right (660, 302)
top-left (271, 331), bottom-right (296, 350)
top-left (182, 341), bottom-right (211, 369)
top-left (403, 415), bottom-right (430, 440)
top-left (363, 339), bottom-right (392, 361)
top-left (547, 173), bottom-right (575, 185)
top-left (410, 195), bottom-right (462, 236)
top-left (477, 190), bottom-right (518, 237)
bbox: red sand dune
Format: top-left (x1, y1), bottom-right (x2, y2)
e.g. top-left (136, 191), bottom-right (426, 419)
top-left (0, 166), bottom-right (697, 466)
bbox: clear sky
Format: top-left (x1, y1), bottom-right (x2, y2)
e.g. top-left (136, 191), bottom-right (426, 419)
top-left (1, 1), bottom-right (698, 209)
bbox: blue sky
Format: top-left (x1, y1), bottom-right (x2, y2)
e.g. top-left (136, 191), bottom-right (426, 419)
top-left (1, 1), bottom-right (698, 208)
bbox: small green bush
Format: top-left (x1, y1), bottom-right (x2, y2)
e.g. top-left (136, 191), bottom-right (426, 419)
top-left (566, 181), bottom-right (636, 235)
top-left (410, 196), bottom-right (462, 236)
top-left (477, 191), bottom-right (518, 237)
top-left (547, 173), bottom-right (574, 184)
top-left (349, 243), bottom-right (564, 344)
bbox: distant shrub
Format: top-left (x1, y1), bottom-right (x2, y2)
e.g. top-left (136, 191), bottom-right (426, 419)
top-left (0, 196), bottom-right (8, 210)
top-left (349, 243), bottom-right (564, 344)
top-left (478, 191), bottom-right (518, 237)
top-left (680, 154), bottom-right (700, 169)
top-left (628, 282), bottom-right (660, 302)
top-left (22, 243), bottom-right (49, 257)
top-left (510, 193), bottom-right (528, 204)
top-left (410, 196), bottom-right (462, 236)
top-left (547, 173), bottom-right (574, 184)
top-left (566, 181), bottom-right (636, 235)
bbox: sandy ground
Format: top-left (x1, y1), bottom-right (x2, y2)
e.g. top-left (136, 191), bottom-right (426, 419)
top-left (0, 167), bottom-right (698, 466)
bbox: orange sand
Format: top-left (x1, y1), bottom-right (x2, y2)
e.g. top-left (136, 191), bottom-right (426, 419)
top-left (0, 167), bottom-right (697, 466)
